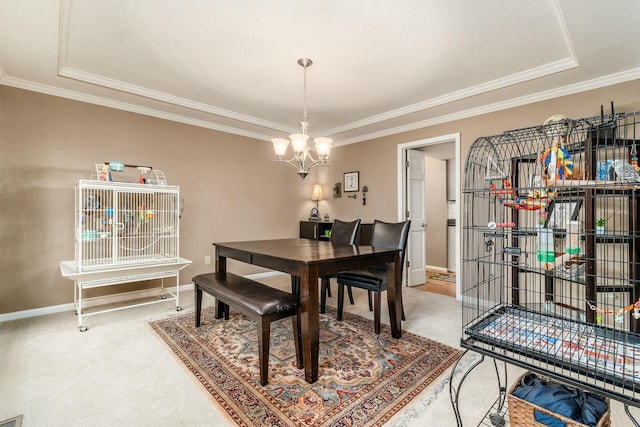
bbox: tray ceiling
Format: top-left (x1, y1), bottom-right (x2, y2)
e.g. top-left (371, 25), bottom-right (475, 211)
top-left (1, 0), bottom-right (639, 146)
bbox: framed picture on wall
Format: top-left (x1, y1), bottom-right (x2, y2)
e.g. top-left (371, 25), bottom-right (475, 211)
top-left (344, 171), bottom-right (359, 192)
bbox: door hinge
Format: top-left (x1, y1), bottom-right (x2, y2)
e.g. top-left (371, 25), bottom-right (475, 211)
top-left (406, 210), bottom-right (410, 219)
top-left (407, 260), bottom-right (410, 268)
top-left (405, 160), bottom-right (410, 169)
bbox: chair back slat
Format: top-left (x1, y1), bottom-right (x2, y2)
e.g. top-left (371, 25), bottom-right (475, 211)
top-left (329, 219), bottom-right (361, 245)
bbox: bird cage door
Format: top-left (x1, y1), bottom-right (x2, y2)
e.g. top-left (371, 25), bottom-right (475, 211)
top-left (113, 187), bottom-right (179, 267)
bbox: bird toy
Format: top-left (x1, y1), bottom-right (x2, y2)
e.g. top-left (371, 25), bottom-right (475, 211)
top-left (488, 178), bottom-right (554, 210)
top-left (631, 143), bottom-right (639, 172)
top-left (487, 221), bottom-right (516, 229)
top-left (541, 114), bottom-right (574, 180)
top-left (540, 140), bottom-right (573, 179)
top-left (586, 298), bottom-right (640, 323)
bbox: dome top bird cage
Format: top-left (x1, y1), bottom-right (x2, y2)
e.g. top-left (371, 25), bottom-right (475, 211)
top-left (457, 110), bottom-right (640, 419)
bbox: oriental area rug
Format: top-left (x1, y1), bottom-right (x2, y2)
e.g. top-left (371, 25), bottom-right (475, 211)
top-left (149, 306), bottom-right (461, 427)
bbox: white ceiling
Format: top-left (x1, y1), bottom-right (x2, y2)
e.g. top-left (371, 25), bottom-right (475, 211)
top-left (1, 0), bottom-right (639, 146)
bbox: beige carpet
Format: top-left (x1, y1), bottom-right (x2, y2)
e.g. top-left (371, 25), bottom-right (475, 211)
top-left (1, 274), bottom-right (639, 425)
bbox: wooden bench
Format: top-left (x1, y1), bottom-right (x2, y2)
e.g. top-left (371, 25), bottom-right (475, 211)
top-left (193, 272), bottom-right (302, 386)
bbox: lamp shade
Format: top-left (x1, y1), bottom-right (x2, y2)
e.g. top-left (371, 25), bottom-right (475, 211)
top-left (290, 134), bottom-right (309, 155)
top-left (311, 184), bottom-right (323, 201)
top-left (314, 137), bottom-right (333, 159)
top-left (272, 138), bottom-right (290, 157)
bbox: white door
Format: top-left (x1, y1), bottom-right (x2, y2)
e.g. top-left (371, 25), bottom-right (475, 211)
top-left (407, 149), bottom-right (426, 286)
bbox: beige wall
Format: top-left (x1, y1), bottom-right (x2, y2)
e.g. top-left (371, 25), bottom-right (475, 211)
top-left (328, 79), bottom-right (640, 220)
top-left (0, 86), bottom-right (318, 313)
top-left (2, 79), bottom-right (640, 314)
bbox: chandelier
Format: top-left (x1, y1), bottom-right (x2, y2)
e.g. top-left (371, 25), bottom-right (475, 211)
top-left (272, 58), bottom-right (332, 181)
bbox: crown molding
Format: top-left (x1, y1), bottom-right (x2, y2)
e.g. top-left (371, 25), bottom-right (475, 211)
top-left (4, 67), bottom-right (639, 148)
top-left (325, 57), bottom-right (579, 137)
top-left (58, 66), bottom-right (294, 135)
top-left (334, 67), bottom-right (640, 146)
top-left (0, 56), bottom-right (6, 81)
top-left (0, 75), bottom-right (278, 142)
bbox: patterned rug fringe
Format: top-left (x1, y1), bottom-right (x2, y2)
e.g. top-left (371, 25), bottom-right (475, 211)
top-left (387, 352), bottom-right (482, 426)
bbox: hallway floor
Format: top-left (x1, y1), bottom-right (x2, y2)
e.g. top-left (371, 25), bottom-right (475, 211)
top-left (412, 269), bottom-right (456, 297)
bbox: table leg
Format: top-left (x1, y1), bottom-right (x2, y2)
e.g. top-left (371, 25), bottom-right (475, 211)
top-left (300, 266), bottom-right (320, 383)
top-left (215, 245), bottom-right (226, 273)
top-left (387, 252), bottom-right (402, 339)
top-left (215, 248), bottom-right (227, 319)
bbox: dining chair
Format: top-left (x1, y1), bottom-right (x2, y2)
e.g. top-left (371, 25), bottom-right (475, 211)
top-left (319, 218), bottom-right (361, 313)
top-left (336, 219), bottom-right (411, 334)
top-left (291, 219), bottom-right (361, 313)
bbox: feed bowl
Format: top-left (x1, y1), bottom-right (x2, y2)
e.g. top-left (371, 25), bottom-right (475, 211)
top-left (109, 161), bottom-right (125, 172)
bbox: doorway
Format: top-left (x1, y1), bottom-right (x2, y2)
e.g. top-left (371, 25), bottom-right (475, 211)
top-left (397, 133), bottom-right (461, 298)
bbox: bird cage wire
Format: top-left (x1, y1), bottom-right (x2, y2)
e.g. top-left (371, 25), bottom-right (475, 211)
top-left (75, 180), bottom-right (180, 272)
top-left (460, 111), bottom-right (640, 405)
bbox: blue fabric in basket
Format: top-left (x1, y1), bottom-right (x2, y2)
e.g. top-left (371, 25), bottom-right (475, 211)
top-left (514, 373), bottom-right (608, 427)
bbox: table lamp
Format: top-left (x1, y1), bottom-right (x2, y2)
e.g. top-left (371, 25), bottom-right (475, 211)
top-left (310, 184), bottom-right (323, 221)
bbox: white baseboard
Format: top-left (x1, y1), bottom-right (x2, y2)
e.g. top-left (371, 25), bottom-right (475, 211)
top-left (0, 283), bottom-right (194, 323)
top-left (0, 271), bottom-right (287, 323)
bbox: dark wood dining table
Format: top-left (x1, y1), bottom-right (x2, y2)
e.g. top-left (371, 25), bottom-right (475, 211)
top-left (213, 238), bottom-right (402, 383)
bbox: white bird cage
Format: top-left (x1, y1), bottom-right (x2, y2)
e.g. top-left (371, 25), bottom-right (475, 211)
top-left (75, 179), bottom-right (180, 272)
top-left (60, 164), bottom-right (190, 332)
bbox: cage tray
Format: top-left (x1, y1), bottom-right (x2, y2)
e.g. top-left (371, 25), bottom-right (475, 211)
top-left (464, 305), bottom-right (640, 394)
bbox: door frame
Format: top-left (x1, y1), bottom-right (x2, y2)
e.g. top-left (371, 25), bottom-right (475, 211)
top-left (396, 132), bottom-right (461, 299)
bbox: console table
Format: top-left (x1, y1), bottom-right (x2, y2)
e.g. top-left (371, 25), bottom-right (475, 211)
top-left (299, 221), bottom-right (372, 244)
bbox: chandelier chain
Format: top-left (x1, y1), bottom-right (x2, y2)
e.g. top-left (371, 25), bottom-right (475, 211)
top-left (302, 61), bottom-right (308, 128)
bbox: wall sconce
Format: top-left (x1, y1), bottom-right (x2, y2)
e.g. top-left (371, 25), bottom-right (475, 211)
top-left (362, 185), bottom-right (368, 205)
top-left (333, 182), bottom-right (342, 198)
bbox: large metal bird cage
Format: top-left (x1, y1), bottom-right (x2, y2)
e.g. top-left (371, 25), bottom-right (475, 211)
top-left (60, 165), bottom-right (191, 331)
top-left (455, 111), bottom-right (640, 421)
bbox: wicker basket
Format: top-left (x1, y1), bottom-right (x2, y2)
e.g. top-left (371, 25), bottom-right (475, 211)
top-left (508, 372), bottom-right (610, 427)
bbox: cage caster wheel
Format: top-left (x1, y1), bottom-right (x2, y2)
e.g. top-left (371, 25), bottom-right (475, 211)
top-left (176, 306), bottom-right (183, 311)
top-left (161, 295), bottom-right (167, 300)
top-left (79, 326), bottom-right (88, 332)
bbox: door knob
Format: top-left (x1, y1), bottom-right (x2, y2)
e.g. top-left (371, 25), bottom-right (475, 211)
top-left (422, 223), bottom-right (427, 228)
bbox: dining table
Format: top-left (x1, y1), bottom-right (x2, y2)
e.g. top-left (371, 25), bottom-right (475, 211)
top-left (213, 238), bottom-right (402, 384)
